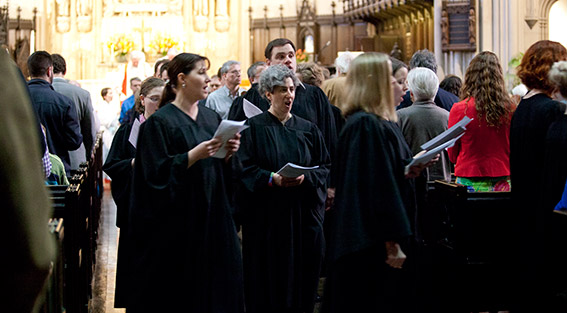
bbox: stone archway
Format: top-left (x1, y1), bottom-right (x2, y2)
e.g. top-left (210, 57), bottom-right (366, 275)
top-left (539, 0), bottom-right (558, 39)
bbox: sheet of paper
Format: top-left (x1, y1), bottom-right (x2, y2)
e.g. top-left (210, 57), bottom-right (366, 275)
top-left (212, 119), bottom-right (249, 158)
top-left (420, 116), bottom-right (472, 151)
top-left (243, 98), bottom-right (263, 119)
top-left (128, 118), bottom-right (141, 149)
top-left (407, 135), bottom-right (462, 169)
top-left (276, 162), bottom-right (320, 178)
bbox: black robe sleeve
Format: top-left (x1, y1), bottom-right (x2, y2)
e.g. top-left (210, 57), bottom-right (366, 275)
top-left (102, 121), bottom-right (136, 227)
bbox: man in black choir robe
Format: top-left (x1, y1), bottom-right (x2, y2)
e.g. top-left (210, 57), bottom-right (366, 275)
top-left (323, 111), bottom-right (417, 313)
top-left (127, 102), bottom-right (244, 313)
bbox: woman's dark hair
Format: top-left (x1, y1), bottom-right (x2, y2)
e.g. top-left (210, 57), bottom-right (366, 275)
top-left (517, 40), bottom-right (567, 96)
top-left (135, 77), bottom-right (165, 114)
top-left (101, 87), bottom-right (111, 99)
top-left (439, 75), bottom-right (462, 98)
top-left (390, 57), bottom-right (408, 77)
top-left (154, 58), bottom-right (169, 76)
top-left (159, 53), bottom-right (210, 108)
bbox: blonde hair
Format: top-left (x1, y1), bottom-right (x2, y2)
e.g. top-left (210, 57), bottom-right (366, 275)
top-left (343, 52), bottom-right (396, 121)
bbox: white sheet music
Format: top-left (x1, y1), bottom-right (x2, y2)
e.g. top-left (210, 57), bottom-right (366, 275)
top-left (212, 119), bottom-right (249, 158)
top-left (243, 98), bottom-right (263, 119)
top-left (128, 118), bottom-right (142, 148)
top-left (276, 163), bottom-right (320, 178)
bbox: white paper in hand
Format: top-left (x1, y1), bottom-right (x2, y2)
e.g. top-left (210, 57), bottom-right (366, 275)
top-left (243, 98), bottom-right (263, 119)
top-left (128, 118), bottom-right (142, 149)
top-left (276, 162), bottom-right (319, 178)
top-left (420, 116), bottom-right (472, 151)
top-left (212, 119), bottom-right (249, 158)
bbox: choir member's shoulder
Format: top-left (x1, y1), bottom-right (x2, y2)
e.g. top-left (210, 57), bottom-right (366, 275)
top-left (247, 110), bottom-right (271, 126)
top-left (198, 101), bottom-right (223, 120)
top-left (302, 82), bottom-right (328, 98)
top-left (344, 111), bottom-right (390, 133)
top-left (292, 114), bottom-right (321, 133)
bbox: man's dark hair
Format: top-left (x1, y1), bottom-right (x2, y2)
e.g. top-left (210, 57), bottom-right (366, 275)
top-left (130, 77), bottom-right (142, 84)
top-left (247, 61), bottom-right (266, 80)
top-left (264, 38), bottom-right (296, 60)
top-left (27, 51), bottom-right (53, 78)
top-left (409, 49), bottom-right (437, 73)
top-left (52, 54), bottom-right (66, 75)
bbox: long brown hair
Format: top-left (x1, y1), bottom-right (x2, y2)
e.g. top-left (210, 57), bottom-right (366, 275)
top-left (159, 53), bottom-right (210, 108)
top-left (343, 52), bottom-right (396, 121)
top-left (461, 51), bottom-right (513, 127)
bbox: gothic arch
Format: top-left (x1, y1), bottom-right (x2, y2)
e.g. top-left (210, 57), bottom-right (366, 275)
top-left (539, 0), bottom-right (558, 39)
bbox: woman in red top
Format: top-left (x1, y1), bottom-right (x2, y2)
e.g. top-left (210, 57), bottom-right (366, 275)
top-left (448, 51), bottom-right (515, 191)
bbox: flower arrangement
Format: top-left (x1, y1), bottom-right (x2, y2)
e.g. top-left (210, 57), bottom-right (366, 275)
top-left (149, 34), bottom-right (180, 57)
top-left (296, 49), bottom-right (309, 63)
top-left (107, 34), bottom-right (135, 57)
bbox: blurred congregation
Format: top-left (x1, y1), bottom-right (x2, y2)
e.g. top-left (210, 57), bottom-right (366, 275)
top-left (4, 1), bottom-right (567, 313)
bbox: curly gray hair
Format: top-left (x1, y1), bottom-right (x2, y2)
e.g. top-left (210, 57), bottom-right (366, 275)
top-left (258, 65), bottom-right (300, 99)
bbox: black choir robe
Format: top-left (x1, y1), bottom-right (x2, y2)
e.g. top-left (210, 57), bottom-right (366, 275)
top-left (230, 82), bottom-right (337, 163)
top-left (127, 103), bottom-right (244, 313)
top-left (238, 111), bottom-right (330, 313)
top-left (102, 118), bottom-right (138, 308)
top-left (540, 113), bottom-right (567, 306)
top-left (228, 83), bottom-right (271, 121)
top-left (322, 111), bottom-right (415, 313)
top-left (509, 94), bottom-right (564, 310)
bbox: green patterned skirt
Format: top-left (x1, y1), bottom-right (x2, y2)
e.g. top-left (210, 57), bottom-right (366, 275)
top-left (455, 176), bottom-right (511, 192)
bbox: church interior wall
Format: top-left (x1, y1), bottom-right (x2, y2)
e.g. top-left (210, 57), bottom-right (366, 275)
top-left (9, 0), bottom-right (567, 97)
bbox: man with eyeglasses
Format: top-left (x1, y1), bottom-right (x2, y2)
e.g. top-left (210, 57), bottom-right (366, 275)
top-left (205, 60), bottom-right (246, 119)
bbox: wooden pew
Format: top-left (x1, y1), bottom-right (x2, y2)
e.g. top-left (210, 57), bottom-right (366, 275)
top-left (424, 181), bottom-right (515, 313)
top-left (40, 218), bottom-right (64, 313)
top-left (42, 133), bottom-right (104, 313)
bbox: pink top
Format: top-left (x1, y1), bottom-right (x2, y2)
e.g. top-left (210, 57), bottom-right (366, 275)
top-left (448, 98), bottom-right (512, 177)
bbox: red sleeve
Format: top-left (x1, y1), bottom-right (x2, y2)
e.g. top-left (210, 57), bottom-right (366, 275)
top-left (447, 101), bottom-right (464, 164)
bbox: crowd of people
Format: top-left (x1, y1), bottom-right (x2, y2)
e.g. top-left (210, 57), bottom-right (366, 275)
top-left (6, 37), bottom-right (567, 313)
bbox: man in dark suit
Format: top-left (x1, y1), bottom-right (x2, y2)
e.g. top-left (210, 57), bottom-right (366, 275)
top-left (27, 50), bottom-right (82, 176)
top-left (397, 49), bottom-right (459, 111)
top-left (51, 53), bottom-right (96, 170)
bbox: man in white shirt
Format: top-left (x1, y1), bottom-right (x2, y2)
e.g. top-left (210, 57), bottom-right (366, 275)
top-left (205, 60), bottom-right (246, 119)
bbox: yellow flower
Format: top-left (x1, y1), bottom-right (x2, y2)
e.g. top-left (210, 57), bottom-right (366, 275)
top-left (108, 34), bottom-right (135, 56)
top-left (150, 34), bottom-right (180, 56)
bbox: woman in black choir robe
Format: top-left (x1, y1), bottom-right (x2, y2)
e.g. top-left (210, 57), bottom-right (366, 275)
top-left (237, 65), bottom-right (330, 313)
top-left (102, 77), bottom-right (165, 309)
top-left (322, 52), bottom-right (430, 313)
top-left (127, 53), bottom-right (244, 313)
top-left (509, 41), bottom-right (567, 312)
top-left (540, 60), bottom-right (567, 306)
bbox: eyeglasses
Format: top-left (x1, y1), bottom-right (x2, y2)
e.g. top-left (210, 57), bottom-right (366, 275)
top-left (146, 96), bottom-right (161, 102)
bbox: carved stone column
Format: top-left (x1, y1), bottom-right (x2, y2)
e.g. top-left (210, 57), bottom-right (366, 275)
top-left (215, 0), bottom-right (230, 32)
top-left (193, 0), bottom-right (209, 32)
top-left (56, 0), bottom-right (71, 33)
top-left (76, 0), bottom-right (93, 32)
